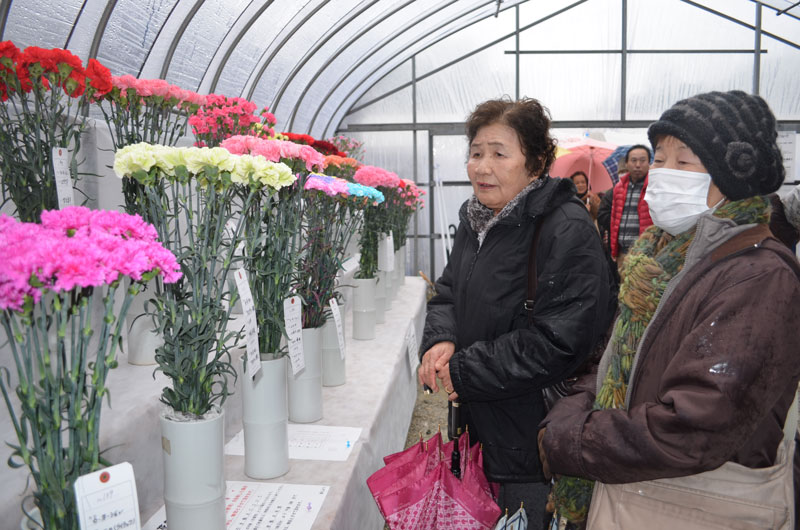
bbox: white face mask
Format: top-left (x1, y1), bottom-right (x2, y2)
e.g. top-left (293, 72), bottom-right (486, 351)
top-left (644, 168), bottom-right (714, 236)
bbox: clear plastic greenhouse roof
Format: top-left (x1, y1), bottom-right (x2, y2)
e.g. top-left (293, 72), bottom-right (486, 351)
top-left (3, 0), bottom-right (798, 137)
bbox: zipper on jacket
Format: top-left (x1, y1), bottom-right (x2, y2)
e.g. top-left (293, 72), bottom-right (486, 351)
top-left (465, 245), bottom-right (480, 282)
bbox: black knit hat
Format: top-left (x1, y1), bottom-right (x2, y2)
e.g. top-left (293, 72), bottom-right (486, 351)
top-left (647, 91), bottom-right (785, 200)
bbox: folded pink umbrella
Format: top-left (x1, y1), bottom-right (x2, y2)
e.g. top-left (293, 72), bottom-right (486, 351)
top-left (369, 431), bottom-right (501, 529)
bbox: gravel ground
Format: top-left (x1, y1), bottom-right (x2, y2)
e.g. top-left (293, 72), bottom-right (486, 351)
top-left (402, 381), bottom-right (451, 448)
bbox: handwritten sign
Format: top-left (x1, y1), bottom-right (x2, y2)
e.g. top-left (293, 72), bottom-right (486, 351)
top-left (406, 322), bottom-right (419, 378)
top-left (143, 482), bottom-right (328, 530)
top-left (234, 269), bottom-right (261, 379)
top-left (74, 462), bottom-right (141, 530)
top-left (284, 296), bottom-right (304, 375)
top-left (778, 131), bottom-right (798, 183)
top-left (329, 299), bottom-right (346, 360)
top-left (52, 147), bottom-right (74, 209)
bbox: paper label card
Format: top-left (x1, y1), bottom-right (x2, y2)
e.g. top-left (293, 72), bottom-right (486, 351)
top-left (378, 233), bottom-right (394, 272)
top-left (284, 296), bottom-right (305, 375)
top-left (225, 425), bottom-right (363, 462)
top-left (234, 268), bottom-right (261, 380)
top-left (52, 147), bottom-right (74, 209)
top-left (406, 322), bottom-right (419, 378)
top-left (778, 131), bottom-right (798, 183)
top-left (329, 299), bottom-right (346, 361)
top-left (74, 462), bottom-right (141, 530)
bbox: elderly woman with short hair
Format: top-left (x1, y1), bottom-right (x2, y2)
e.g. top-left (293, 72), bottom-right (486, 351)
top-left (418, 97), bottom-right (613, 526)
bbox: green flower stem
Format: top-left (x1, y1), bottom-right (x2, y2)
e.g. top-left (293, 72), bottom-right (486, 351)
top-left (1, 282), bottom-right (137, 530)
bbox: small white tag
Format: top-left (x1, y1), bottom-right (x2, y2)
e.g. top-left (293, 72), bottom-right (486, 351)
top-left (284, 296), bottom-right (305, 375)
top-left (74, 462), bottom-right (141, 530)
top-left (406, 322), bottom-right (419, 378)
top-left (52, 147), bottom-right (74, 209)
top-left (378, 233), bottom-right (395, 272)
top-left (234, 268), bottom-right (261, 380)
top-left (329, 299), bottom-right (346, 361)
top-left (224, 218), bottom-right (245, 257)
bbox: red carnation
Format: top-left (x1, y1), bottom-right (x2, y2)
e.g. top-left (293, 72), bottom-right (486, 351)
top-left (311, 139), bottom-right (345, 157)
top-left (85, 58), bottom-right (112, 98)
top-left (63, 66), bottom-right (86, 97)
top-left (52, 48), bottom-right (82, 72)
top-left (0, 40), bottom-right (20, 64)
top-left (283, 132), bottom-right (315, 145)
top-left (19, 46), bottom-right (59, 72)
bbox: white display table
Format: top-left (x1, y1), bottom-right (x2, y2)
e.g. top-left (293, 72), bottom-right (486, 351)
top-left (0, 277), bottom-right (426, 530)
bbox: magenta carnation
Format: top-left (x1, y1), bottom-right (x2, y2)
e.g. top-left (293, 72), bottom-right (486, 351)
top-left (0, 208), bottom-right (181, 311)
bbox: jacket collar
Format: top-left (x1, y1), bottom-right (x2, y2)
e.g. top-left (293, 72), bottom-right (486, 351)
top-left (460, 176), bottom-right (578, 247)
top-left (684, 211), bottom-right (759, 271)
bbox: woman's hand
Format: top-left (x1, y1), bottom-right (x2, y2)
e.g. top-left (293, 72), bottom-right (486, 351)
top-left (438, 362), bottom-right (459, 402)
top-left (418, 341), bottom-right (455, 392)
top-left (538, 428), bottom-right (551, 480)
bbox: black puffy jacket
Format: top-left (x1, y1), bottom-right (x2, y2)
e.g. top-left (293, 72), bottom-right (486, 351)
top-left (420, 176), bottom-right (613, 483)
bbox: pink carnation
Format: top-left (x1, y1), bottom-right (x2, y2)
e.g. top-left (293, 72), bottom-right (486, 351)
top-left (0, 208), bottom-right (181, 311)
top-left (354, 165), bottom-right (401, 189)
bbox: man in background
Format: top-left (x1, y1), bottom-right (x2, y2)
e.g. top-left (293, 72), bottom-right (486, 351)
top-left (608, 145), bottom-right (652, 271)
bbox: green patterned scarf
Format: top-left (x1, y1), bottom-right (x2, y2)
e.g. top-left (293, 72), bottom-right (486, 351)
top-left (551, 196), bottom-right (771, 524)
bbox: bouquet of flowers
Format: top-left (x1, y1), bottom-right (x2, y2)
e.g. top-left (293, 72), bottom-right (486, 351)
top-left (113, 143), bottom-right (294, 416)
top-left (94, 75), bottom-right (208, 216)
top-left (0, 41), bottom-right (112, 222)
top-left (189, 94), bottom-right (277, 148)
top-left (296, 174), bottom-right (384, 328)
top-left (0, 207), bottom-right (180, 530)
top-left (220, 135), bottom-right (327, 355)
top-left (221, 134), bottom-right (325, 174)
top-left (326, 134), bottom-right (365, 161)
top-left (283, 132), bottom-right (346, 157)
top-left (323, 154), bottom-right (360, 181)
top-left (353, 165), bottom-right (402, 279)
top-left (392, 178), bottom-right (425, 251)
top-left (95, 75), bottom-right (207, 149)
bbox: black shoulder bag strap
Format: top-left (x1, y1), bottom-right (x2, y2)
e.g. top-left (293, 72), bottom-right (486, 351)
top-left (525, 216), bottom-right (544, 320)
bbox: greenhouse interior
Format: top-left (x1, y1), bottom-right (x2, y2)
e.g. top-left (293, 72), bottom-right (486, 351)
top-left (1, 0), bottom-right (800, 529)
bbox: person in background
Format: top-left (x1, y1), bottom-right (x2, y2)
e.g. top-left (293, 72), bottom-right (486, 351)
top-left (769, 193), bottom-right (800, 250)
top-left (538, 90), bottom-right (800, 529)
top-left (570, 171), bottom-right (601, 222)
top-left (608, 144), bottom-right (653, 271)
top-left (418, 97), bottom-right (613, 528)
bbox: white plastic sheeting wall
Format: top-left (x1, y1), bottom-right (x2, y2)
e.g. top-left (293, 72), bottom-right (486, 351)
top-left (1, 0), bottom-right (798, 278)
top-left (339, 0), bottom-right (800, 278)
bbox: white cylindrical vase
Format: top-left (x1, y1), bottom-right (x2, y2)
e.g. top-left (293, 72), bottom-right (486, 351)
top-left (322, 317), bottom-right (345, 387)
top-left (352, 277), bottom-right (376, 340)
top-left (374, 271), bottom-right (387, 324)
top-left (395, 246), bottom-right (406, 286)
top-left (288, 328), bottom-right (323, 423)
top-left (241, 355), bottom-right (289, 479)
top-left (160, 407), bottom-right (225, 530)
top-left (383, 268), bottom-right (394, 308)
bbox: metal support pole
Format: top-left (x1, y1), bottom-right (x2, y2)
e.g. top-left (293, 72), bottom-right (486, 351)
top-left (428, 131), bottom-right (436, 280)
top-left (621, 0), bottom-right (627, 121)
top-left (515, 5), bottom-right (520, 100)
top-left (412, 57), bottom-right (419, 274)
top-left (754, 2), bottom-right (762, 95)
